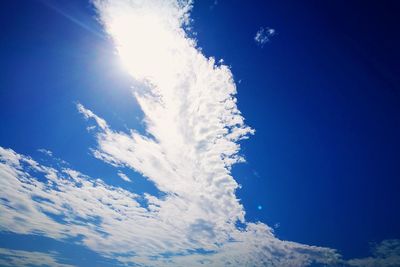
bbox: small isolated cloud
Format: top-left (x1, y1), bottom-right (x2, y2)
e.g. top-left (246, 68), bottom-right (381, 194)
top-left (254, 26), bottom-right (276, 46)
top-left (37, 148), bottom-right (53, 157)
top-left (117, 171), bottom-right (132, 182)
top-left (77, 102), bottom-right (108, 130)
top-left (0, 248), bottom-right (74, 267)
top-left (86, 125), bottom-right (97, 131)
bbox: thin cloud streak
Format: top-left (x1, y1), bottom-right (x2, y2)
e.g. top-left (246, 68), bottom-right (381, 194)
top-left (117, 171), bottom-right (132, 182)
top-left (0, 248), bottom-right (74, 267)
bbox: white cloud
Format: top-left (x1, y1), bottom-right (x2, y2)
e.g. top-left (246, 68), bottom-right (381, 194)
top-left (0, 146), bottom-right (340, 266)
top-left (0, 0), bottom-right (341, 265)
top-left (347, 239), bottom-right (400, 267)
top-left (254, 27), bottom-right (276, 46)
top-left (38, 148), bottom-right (53, 157)
top-left (82, 0), bottom-right (337, 265)
top-left (0, 0), bottom-right (349, 266)
top-left (117, 171), bottom-right (131, 182)
top-left (1, 1), bottom-right (398, 266)
top-left (77, 102), bottom-right (108, 130)
top-left (0, 248), bottom-right (74, 267)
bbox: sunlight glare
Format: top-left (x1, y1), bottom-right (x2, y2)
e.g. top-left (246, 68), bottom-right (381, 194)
top-left (108, 10), bottom-right (186, 85)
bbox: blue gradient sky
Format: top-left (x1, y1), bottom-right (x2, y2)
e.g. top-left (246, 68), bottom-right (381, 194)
top-left (0, 0), bottom-right (399, 266)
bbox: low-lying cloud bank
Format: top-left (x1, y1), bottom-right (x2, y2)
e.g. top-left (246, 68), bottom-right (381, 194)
top-left (0, 0), bottom-right (398, 266)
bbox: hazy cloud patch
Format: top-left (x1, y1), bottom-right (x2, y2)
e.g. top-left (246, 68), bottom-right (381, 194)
top-left (254, 26), bottom-right (276, 46)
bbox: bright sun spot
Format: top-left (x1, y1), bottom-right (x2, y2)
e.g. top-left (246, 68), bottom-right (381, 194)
top-left (106, 7), bottom-right (188, 86)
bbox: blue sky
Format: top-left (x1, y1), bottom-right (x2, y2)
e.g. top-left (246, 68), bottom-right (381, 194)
top-left (0, 0), bottom-right (399, 266)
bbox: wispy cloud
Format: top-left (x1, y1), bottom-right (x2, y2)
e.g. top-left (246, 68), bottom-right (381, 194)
top-left (38, 148), bottom-right (53, 157)
top-left (347, 240), bottom-right (400, 267)
top-left (0, 248), bottom-right (74, 267)
top-left (77, 102), bottom-right (108, 130)
top-left (254, 26), bottom-right (276, 46)
top-left (117, 171), bottom-right (131, 182)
